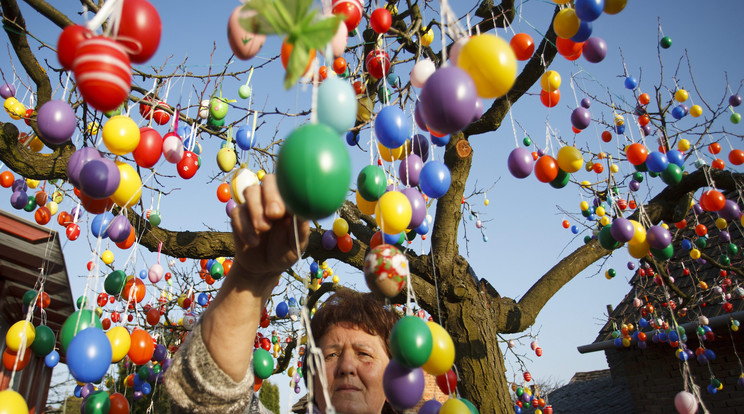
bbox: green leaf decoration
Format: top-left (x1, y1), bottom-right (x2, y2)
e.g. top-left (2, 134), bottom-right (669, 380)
top-left (240, 0), bottom-right (343, 89)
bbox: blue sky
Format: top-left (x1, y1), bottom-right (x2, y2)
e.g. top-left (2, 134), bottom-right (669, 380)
top-left (2, 0), bottom-right (744, 410)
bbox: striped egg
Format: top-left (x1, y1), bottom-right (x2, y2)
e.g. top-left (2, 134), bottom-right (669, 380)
top-left (73, 36), bottom-right (131, 112)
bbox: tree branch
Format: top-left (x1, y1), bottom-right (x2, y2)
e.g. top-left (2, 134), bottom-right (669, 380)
top-left (21, 0), bottom-right (72, 28)
top-left (1, 0), bottom-right (53, 105)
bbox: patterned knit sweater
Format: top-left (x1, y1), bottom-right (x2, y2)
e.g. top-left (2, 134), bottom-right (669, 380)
top-left (164, 322), bottom-right (273, 413)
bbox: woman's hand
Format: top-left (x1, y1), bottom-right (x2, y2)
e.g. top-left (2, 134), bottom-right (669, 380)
top-left (229, 174), bottom-right (309, 293)
top-left (201, 174), bottom-right (309, 382)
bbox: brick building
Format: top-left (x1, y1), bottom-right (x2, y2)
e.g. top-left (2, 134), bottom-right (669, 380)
top-left (0, 209), bottom-right (75, 413)
top-left (568, 203), bottom-right (744, 414)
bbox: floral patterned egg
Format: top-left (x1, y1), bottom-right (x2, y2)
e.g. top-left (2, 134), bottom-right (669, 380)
top-left (364, 244), bottom-right (408, 298)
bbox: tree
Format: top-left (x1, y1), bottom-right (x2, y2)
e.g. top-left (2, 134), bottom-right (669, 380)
top-left (259, 381), bottom-right (280, 414)
top-left (1, 0), bottom-right (743, 412)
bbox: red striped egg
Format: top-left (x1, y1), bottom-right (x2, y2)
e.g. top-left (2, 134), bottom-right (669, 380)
top-left (73, 36), bottom-right (131, 112)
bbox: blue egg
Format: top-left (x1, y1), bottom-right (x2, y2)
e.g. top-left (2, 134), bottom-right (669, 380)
top-left (430, 133), bottom-right (450, 147)
top-left (645, 152), bottom-right (669, 173)
top-left (310, 262), bottom-right (319, 274)
top-left (614, 124), bottom-right (626, 135)
top-left (276, 301), bottom-right (289, 318)
top-left (142, 383), bottom-right (152, 395)
top-left (346, 131), bottom-right (359, 146)
top-left (624, 76), bottom-right (638, 90)
top-left (639, 318), bottom-right (648, 328)
top-left (236, 125), bottom-right (255, 150)
top-left (383, 232), bottom-right (400, 245)
top-left (681, 239), bottom-right (692, 250)
top-left (571, 225), bottom-right (579, 234)
top-left (672, 105), bottom-right (686, 120)
top-left (139, 270), bottom-right (148, 279)
top-left (386, 73), bottom-right (400, 86)
top-left (91, 212), bottom-right (114, 239)
top-left (288, 297), bottom-right (297, 306)
top-left (197, 292), bottom-right (209, 306)
top-left (74, 385), bottom-right (83, 398)
top-left (571, 20), bottom-right (593, 43)
top-left (704, 349), bottom-right (716, 360)
top-left (666, 149), bottom-right (685, 167)
top-left (415, 219), bottom-right (429, 235)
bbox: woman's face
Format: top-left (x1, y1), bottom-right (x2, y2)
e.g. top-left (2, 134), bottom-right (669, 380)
top-left (313, 324), bottom-right (389, 414)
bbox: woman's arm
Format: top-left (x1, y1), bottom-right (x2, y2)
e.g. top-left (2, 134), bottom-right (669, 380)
top-left (202, 174), bottom-right (309, 381)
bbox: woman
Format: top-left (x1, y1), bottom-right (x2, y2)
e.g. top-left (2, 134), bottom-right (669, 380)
top-left (164, 175), bottom-right (399, 413)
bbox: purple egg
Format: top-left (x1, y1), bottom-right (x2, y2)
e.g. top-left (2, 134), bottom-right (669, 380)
top-left (629, 180), bottom-right (640, 192)
top-left (81, 383), bottom-right (96, 399)
top-left (581, 97), bottom-right (591, 108)
top-left (720, 231), bottom-right (731, 243)
top-left (0, 83), bottom-right (15, 99)
top-left (646, 225), bottom-right (672, 249)
top-left (37, 100), bottom-right (76, 145)
top-left (419, 400), bottom-right (442, 414)
top-left (414, 100), bottom-right (428, 130)
top-left (641, 124), bottom-right (652, 136)
top-left (692, 203), bottom-right (703, 215)
top-left (225, 199), bottom-right (237, 216)
top-left (718, 199), bottom-right (741, 221)
top-left (79, 158), bottom-right (120, 199)
top-left (410, 134), bottom-right (430, 161)
top-left (472, 98), bottom-right (484, 122)
top-left (70, 205), bottom-right (83, 220)
top-left (507, 147), bottom-right (533, 179)
top-left (322, 230), bottom-right (337, 250)
top-left (729, 94), bottom-right (742, 107)
top-left (401, 187), bottom-right (426, 229)
top-left (571, 107), bottom-right (592, 130)
top-left (10, 191), bottom-right (28, 209)
top-left (161, 358), bottom-right (172, 372)
top-left (399, 154), bottom-right (423, 187)
top-left (152, 344), bottom-right (167, 362)
top-left (11, 178), bottom-right (27, 193)
top-left (133, 391), bottom-right (144, 401)
top-left (107, 214), bottom-right (131, 243)
top-left (67, 147), bottom-right (102, 188)
top-left (419, 66), bottom-right (478, 135)
top-left (610, 217), bottom-right (635, 243)
top-left (583, 37), bottom-right (607, 63)
top-left (382, 360), bottom-right (425, 410)
top-left (536, 148), bottom-right (545, 157)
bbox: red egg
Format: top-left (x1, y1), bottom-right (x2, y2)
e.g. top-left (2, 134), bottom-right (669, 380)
top-left (57, 25), bottom-right (92, 70)
top-left (66, 223), bottom-right (81, 240)
top-left (73, 36), bottom-right (132, 112)
top-left (370, 8), bottom-right (392, 34)
top-left (365, 49), bottom-right (390, 80)
top-left (115, 0), bottom-right (162, 63)
top-left (332, 0), bottom-right (362, 32)
top-left (176, 151), bottom-right (199, 179)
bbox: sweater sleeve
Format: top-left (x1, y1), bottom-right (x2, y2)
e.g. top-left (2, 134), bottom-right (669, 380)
top-left (164, 322), bottom-right (271, 413)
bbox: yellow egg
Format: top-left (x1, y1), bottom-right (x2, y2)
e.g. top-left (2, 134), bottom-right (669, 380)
top-left (716, 218), bottom-right (727, 229)
top-left (332, 275), bottom-right (339, 284)
top-left (256, 169), bottom-right (266, 181)
top-left (689, 105), bottom-right (703, 118)
top-left (600, 216), bottom-right (610, 227)
top-left (675, 89), bottom-right (688, 102)
top-left (29, 137), bottom-right (44, 152)
top-left (580, 201), bottom-right (589, 211)
top-left (101, 249), bottom-right (114, 265)
top-left (26, 178), bottom-right (39, 189)
top-left (420, 29), bottom-right (434, 47)
top-left (540, 71), bottom-right (561, 93)
top-left (678, 139), bottom-right (691, 152)
top-left (690, 249), bottom-right (701, 259)
top-left (595, 206), bottom-right (605, 217)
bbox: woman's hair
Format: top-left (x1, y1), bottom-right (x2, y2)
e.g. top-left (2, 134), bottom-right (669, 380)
top-left (310, 289), bottom-right (400, 356)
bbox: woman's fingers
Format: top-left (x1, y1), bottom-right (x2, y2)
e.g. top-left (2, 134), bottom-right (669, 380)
top-left (260, 175), bottom-right (286, 220)
top-left (230, 203), bottom-right (258, 248)
top-left (243, 182), bottom-right (270, 235)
